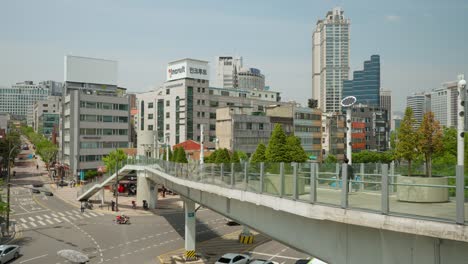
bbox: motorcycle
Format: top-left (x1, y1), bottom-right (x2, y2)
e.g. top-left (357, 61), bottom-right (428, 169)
top-left (131, 200), bottom-right (136, 209)
top-left (115, 215), bottom-right (130, 225)
top-left (84, 201), bottom-right (93, 210)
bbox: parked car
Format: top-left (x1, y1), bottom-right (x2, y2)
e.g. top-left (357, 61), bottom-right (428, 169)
top-left (295, 259), bottom-right (328, 264)
top-left (32, 183), bottom-right (44, 187)
top-left (0, 245), bottom-right (20, 263)
top-left (31, 189), bottom-right (40, 194)
top-left (215, 253), bottom-right (251, 264)
top-left (225, 218), bottom-right (240, 226)
top-left (44, 192), bottom-right (54, 196)
top-left (248, 259), bottom-right (279, 264)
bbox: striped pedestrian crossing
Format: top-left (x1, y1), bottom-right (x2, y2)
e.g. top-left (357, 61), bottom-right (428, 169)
top-left (13, 210), bottom-right (106, 230)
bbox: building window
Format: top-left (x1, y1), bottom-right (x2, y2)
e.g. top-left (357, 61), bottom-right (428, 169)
top-left (259, 123), bottom-right (264, 130)
top-left (221, 91), bottom-right (229, 96)
top-left (148, 114), bottom-right (154, 120)
top-left (166, 124), bottom-right (170, 130)
top-left (247, 123), bottom-right (252, 130)
top-left (202, 88), bottom-right (205, 93)
top-left (166, 101), bottom-right (170, 107)
top-left (166, 89), bottom-right (170, 95)
top-left (197, 87), bottom-right (201, 93)
top-left (209, 112), bottom-right (216, 119)
top-left (148, 125), bottom-right (153, 130)
top-left (197, 99), bottom-right (200, 105)
top-left (166, 112), bottom-right (170, 118)
top-left (202, 100), bottom-right (205, 105)
top-left (148, 102), bottom-right (154, 108)
top-left (209, 124), bottom-right (215, 131)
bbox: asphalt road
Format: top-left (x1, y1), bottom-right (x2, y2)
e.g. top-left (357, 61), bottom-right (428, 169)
top-left (8, 147), bottom-right (312, 264)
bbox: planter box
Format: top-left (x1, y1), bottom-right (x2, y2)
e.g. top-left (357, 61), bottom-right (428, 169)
top-left (397, 176), bottom-right (449, 203)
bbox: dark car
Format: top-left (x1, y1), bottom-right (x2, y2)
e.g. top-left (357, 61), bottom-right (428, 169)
top-left (44, 192), bottom-right (54, 196)
top-left (32, 183), bottom-right (44, 188)
top-left (31, 189), bottom-right (40, 194)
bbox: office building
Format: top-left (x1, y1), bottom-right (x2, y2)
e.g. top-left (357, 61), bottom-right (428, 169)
top-left (216, 106), bottom-right (272, 155)
top-left (40, 80), bottom-right (63, 96)
top-left (343, 55), bottom-right (381, 106)
top-left (136, 58), bottom-right (281, 157)
top-left (351, 104), bottom-right (389, 151)
top-left (214, 56), bottom-right (243, 89)
top-left (406, 93), bottom-right (431, 126)
top-left (238, 68), bottom-right (265, 91)
top-left (322, 112), bottom-right (345, 160)
top-left (380, 89), bottom-right (392, 129)
top-left (0, 81), bottom-right (49, 123)
top-left (33, 96), bottom-right (62, 137)
top-left (0, 113), bottom-right (10, 139)
top-left (60, 56), bottom-right (130, 179)
top-left (351, 118), bottom-right (366, 152)
top-left (312, 7), bottom-right (350, 113)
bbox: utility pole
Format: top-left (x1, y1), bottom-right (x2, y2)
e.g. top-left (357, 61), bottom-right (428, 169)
top-left (6, 144), bottom-right (17, 235)
top-left (115, 160), bottom-right (119, 212)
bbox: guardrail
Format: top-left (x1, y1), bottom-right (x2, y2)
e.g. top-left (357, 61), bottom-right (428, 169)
top-left (77, 157), bottom-right (467, 225)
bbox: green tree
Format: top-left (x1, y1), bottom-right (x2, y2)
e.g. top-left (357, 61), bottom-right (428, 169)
top-left (0, 131), bottom-right (21, 170)
top-left (285, 135), bottom-right (308, 162)
top-left (174, 147), bottom-right (188, 163)
top-left (103, 149), bottom-right (127, 174)
top-left (215, 148), bottom-right (231, 164)
top-left (205, 149), bottom-right (218, 163)
top-left (324, 154), bottom-right (337, 164)
top-left (230, 151), bottom-right (240, 163)
top-left (163, 148), bottom-right (173, 161)
top-left (236, 151), bottom-right (248, 162)
top-left (395, 107), bottom-right (420, 176)
top-left (265, 124), bottom-right (288, 162)
top-left (418, 112), bottom-right (444, 177)
top-left (251, 143), bottom-right (266, 163)
top-left (36, 141), bottom-right (58, 171)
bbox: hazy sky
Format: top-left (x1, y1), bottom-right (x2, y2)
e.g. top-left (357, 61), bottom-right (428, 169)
top-left (1, 0), bottom-right (467, 112)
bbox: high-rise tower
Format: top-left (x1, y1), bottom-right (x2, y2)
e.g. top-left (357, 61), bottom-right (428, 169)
top-left (312, 7), bottom-right (350, 113)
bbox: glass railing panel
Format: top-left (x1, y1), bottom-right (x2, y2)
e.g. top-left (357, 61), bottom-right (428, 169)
top-left (297, 163), bottom-right (312, 202)
top-left (282, 163), bottom-right (294, 199)
top-left (221, 163), bottom-right (233, 188)
top-left (316, 163), bottom-right (341, 206)
top-left (263, 162), bottom-right (281, 196)
top-left (246, 163), bottom-right (261, 192)
top-left (390, 163), bottom-right (456, 222)
top-left (348, 163), bottom-right (382, 212)
top-left (233, 163), bottom-right (246, 190)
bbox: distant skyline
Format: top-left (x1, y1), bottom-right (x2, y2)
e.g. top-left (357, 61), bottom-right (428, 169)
top-left (0, 0), bottom-right (467, 112)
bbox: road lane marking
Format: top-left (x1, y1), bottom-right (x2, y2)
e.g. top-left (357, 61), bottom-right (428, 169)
top-left (51, 213), bottom-right (59, 217)
top-left (61, 217), bottom-right (70, 222)
top-left (82, 213), bottom-right (91, 218)
top-left (12, 209), bottom-right (49, 216)
top-left (75, 215), bottom-right (84, 219)
top-left (28, 217), bottom-right (34, 221)
top-left (19, 254), bottom-right (48, 263)
top-left (35, 215), bottom-right (43, 220)
top-left (22, 223), bottom-right (28, 229)
top-left (20, 218), bottom-right (26, 223)
top-left (43, 214), bottom-right (51, 219)
top-left (68, 215), bottom-right (77, 221)
top-left (65, 211), bottom-right (73, 215)
top-left (53, 218), bottom-right (62, 223)
top-left (88, 212), bottom-right (98, 217)
top-left (29, 222), bottom-right (37, 227)
top-left (45, 219), bottom-right (54, 224)
top-left (58, 212), bottom-right (65, 216)
top-left (38, 220), bottom-right (46, 226)
top-left (248, 251), bottom-right (301, 260)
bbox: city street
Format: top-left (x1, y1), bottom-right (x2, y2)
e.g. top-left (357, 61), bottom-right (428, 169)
top-left (8, 148), bottom-right (310, 264)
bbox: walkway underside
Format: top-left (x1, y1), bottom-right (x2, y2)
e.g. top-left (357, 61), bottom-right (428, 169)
top-left (144, 166), bottom-right (468, 264)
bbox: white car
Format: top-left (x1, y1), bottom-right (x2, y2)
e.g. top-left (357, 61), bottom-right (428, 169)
top-left (0, 245), bottom-right (20, 264)
top-left (215, 253), bottom-right (251, 264)
top-left (248, 259), bottom-right (279, 264)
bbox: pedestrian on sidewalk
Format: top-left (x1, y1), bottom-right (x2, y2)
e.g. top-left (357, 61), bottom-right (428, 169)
top-left (80, 204), bottom-right (85, 213)
top-left (111, 200), bottom-right (115, 211)
top-left (162, 185), bottom-right (166, 198)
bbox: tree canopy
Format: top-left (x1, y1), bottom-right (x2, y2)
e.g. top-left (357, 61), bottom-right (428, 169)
top-left (103, 149), bottom-right (127, 173)
top-left (418, 112), bottom-right (443, 177)
top-left (265, 124), bottom-right (288, 162)
top-left (251, 143), bottom-right (266, 163)
top-left (395, 107), bottom-right (420, 176)
top-left (285, 135), bottom-right (308, 162)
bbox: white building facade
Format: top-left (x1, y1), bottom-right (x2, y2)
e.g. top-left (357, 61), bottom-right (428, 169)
top-left (60, 56), bottom-right (130, 179)
top-left (214, 56), bottom-right (243, 89)
top-left (312, 7), bottom-right (350, 113)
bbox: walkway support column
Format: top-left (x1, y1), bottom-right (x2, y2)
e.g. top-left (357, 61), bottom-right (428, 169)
top-left (136, 171), bottom-right (157, 209)
top-left (184, 198), bottom-right (197, 260)
top-left (239, 225), bottom-right (254, 244)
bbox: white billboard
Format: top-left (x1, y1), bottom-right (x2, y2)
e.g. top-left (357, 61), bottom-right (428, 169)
top-left (167, 59), bottom-right (209, 81)
top-left (65, 55), bottom-right (118, 85)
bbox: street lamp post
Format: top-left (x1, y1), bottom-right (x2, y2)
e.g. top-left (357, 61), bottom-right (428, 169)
top-left (165, 133), bottom-right (170, 162)
top-left (340, 96), bottom-right (357, 164)
top-left (456, 76), bottom-right (466, 224)
top-left (200, 124), bottom-right (204, 165)
top-left (6, 145), bottom-right (18, 235)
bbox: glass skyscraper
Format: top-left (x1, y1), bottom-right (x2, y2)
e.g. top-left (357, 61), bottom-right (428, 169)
top-left (343, 55), bottom-right (380, 106)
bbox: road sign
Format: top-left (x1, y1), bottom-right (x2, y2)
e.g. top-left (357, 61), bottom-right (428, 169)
top-left (188, 212), bottom-right (195, 217)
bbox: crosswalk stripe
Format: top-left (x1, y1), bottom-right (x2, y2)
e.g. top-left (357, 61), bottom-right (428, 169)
top-left (88, 212), bottom-right (98, 217)
top-left (28, 217), bottom-right (34, 221)
top-left (61, 217), bottom-right (70, 222)
top-left (96, 212), bottom-right (105, 216)
top-left (38, 221), bottom-right (46, 226)
top-left (75, 215), bottom-right (84, 219)
top-left (68, 215), bottom-right (76, 221)
top-left (53, 218), bottom-right (61, 223)
top-left (43, 215), bottom-right (51, 219)
top-left (22, 223), bottom-right (28, 229)
top-left (51, 213), bottom-right (59, 218)
top-left (29, 222), bottom-right (37, 227)
top-left (36, 215), bottom-right (43, 220)
top-left (58, 212), bottom-right (65, 216)
top-left (46, 219), bottom-right (54, 224)
top-left (65, 211), bottom-right (73, 215)
top-left (82, 213), bottom-right (91, 218)
top-left (20, 218), bottom-right (26, 223)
